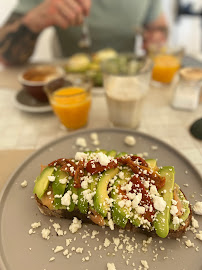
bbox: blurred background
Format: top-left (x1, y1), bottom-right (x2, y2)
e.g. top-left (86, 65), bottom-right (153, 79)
top-left (1, 0), bottom-right (201, 62)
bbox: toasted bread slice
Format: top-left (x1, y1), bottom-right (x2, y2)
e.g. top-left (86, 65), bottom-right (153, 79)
top-left (35, 192), bottom-right (192, 238)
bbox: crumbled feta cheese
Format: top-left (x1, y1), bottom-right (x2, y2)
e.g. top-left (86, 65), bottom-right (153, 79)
top-left (124, 136), bottom-right (136, 146)
top-left (41, 228), bottom-right (51, 240)
top-left (72, 193), bottom-right (78, 204)
top-left (76, 137), bottom-right (87, 148)
top-left (90, 132), bottom-right (98, 141)
top-left (31, 222), bottom-right (41, 229)
top-left (170, 205), bottom-right (178, 216)
top-left (76, 247), bottom-right (83, 253)
top-left (59, 177), bottom-right (67, 184)
top-left (150, 185), bottom-right (158, 195)
top-left (153, 196), bottom-right (166, 212)
top-left (81, 180), bottom-right (88, 189)
top-left (107, 263), bottom-right (116, 270)
top-left (97, 152), bottom-right (111, 166)
top-left (113, 238), bottom-right (120, 247)
top-left (108, 219), bottom-right (114, 230)
top-left (104, 238), bottom-right (111, 247)
top-left (61, 191), bottom-right (72, 206)
top-left (172, 216), bottom-right (183, 225)
top-left (118, 200), bottom-right (125, 208)
top-left (125, 200), bottom-right (132, 208)
top-left (192, 217), bottom-right (199, 229)
top-left (66, 239), bottom-right (72, 247)
top-left (75, 152), bottom-right (88, 161)
top-left (185, 240), bottom-right (194, 248)
top-left (141, 260), bottom-right (149, 269)
top-left (118, 171), bottom-right (124, 180)
top-left (21, 180), bottom-right (28, 187)
top-left (54, 246), bottom-right (64, 253)
top-left (151, 145), bottom-right (158, 150)
top-left (193, 201), bottom-right (202, 215)
top-left (48, 176), bottom-right (55, 182)
top-left (132, 193), bottom-right (142, 208)
top-left (196, 232), bottom-right (202, 241)
top-left (92, 140), bottom-right (100, 146)
top-left (69, 217), bottom-right (82, 233)
top-left (136, 206), bottom-right (145, 215)
top-left (29, 228), bottom-right (35, 235)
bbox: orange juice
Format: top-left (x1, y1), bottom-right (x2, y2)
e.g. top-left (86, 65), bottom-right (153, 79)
top-left (152, 54), bottom-right (180, 83)
top-left (51, 87), bottom-right (91, 129)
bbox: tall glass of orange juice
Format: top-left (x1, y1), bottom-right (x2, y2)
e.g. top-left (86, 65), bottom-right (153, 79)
top-left (152, 53), bottom-right (181, 84)
top-left (45, 77), bottom-right (92, 130)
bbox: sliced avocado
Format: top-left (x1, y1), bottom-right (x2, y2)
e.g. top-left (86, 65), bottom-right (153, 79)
top-left (52, 169), bottom-right (68, 209)
top-left (146, 159), bottom-right (157, 170)
top-left (65, 53), bottom-right (90, 73)
top-left (78, 188), bottom-right (88, 214)
top-left (154, 166), bottom-right (175, 238)
top-left (67, 178), bottom-right (78, 212)
top-left (116, 152), bottom-right (127, 158)
top-left (94, 168), bottom-right (119, 217)
top-left (90, 174), bottom-right (99, 192)
top-left (130, 212), bottom-right (141, 227)
top-left (33, 166), bottom-right (55, 199)
top-left (95, 149), bottom-right (108, 154)
top-left (107, 150), bottom-right (117, 157)
top-left (111, 169), bottom-right (131, 228)
top-left (169, 187), bottom-right (190, 231)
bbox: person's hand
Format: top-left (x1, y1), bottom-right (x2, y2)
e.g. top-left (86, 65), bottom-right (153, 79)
top-left (22, 0), bottom-right (91, 33)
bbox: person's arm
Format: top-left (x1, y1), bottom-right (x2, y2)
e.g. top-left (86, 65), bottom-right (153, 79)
top-left (0, 0), bottom-right (91, 66)
top-left (0, 13), bottom-right (39, 65)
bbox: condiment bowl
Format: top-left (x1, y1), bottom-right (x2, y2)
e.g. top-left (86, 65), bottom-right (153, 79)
top-left (18, 65), bottom-right (65, 102)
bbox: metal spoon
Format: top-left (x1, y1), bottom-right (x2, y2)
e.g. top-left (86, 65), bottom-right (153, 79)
top-left (78, 20), bottom-right (92, 49)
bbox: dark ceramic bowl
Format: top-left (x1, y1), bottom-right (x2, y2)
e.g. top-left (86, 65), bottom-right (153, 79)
top-left (18, 65), bottom-right (65, 102)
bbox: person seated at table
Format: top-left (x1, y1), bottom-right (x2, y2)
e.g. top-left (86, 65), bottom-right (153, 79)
top-left (0, 0), bottom-right (168, 66)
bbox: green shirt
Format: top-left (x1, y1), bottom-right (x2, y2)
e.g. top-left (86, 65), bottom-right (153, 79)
top-left (14, 0), bottom-right (162, 57)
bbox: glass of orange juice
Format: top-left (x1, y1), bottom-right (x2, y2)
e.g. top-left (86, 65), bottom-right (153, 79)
top-left (45, 77), bottom-right (92, 130)
top-left (151, 48), bottom-right (184, 84)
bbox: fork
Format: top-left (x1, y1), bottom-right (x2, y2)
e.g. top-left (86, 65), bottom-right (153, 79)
top-left (78, 19), bottom-right (92, 49)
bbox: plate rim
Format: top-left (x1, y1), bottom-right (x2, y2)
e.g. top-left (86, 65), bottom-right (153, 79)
top-left (13, 89), bottom-right (52, 113)
top-left (0, 127), bottom-right (201, 200)
top-left (0, 127), bottom-right (201, 270)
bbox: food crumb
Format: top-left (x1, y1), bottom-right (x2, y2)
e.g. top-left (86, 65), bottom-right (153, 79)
top-left (76, 137), bottom-right (87, 148)
top-left (183, 183), bottom-right (189, 187)
top-left (151, 145), bottom-right (158, 150)
top-left (54, 246), bottom-right (64, 253)
top-left (141, 260), bottom-right (149, 269)
top-left (196, 231), bottom-right (202, 241)
top-left (193, 201), bottom-right (202, 215)
top-left (41, 228), bottom-right (51, 240)
top-left (107, 262), bottom-right (116, 270)
top-left (185, 240), bottom-right (195, 248)
top-left (31, 222), bottom-right (41, 229)
top-left (49, 257), bottom-right (55, 262)
top-left (69, 217), bottom-right (82, 233)
top-left (21, 180), bottom-right (28, 188)
top-left (124, 136), bottom-right (136, 146)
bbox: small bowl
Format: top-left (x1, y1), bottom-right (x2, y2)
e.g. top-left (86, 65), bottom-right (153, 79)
top-left (18, 65), bottom-right (65, 102)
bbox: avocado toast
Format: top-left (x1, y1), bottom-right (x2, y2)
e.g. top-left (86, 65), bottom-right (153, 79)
top-left (33, 150), bottom-right (192, 238)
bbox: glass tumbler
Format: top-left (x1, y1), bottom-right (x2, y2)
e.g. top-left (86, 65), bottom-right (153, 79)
top-left (45, 77), bottom-right (92, 130)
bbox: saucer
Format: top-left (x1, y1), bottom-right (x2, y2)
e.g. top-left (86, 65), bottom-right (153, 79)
top-left (14, 89), bottom-right (52, 113)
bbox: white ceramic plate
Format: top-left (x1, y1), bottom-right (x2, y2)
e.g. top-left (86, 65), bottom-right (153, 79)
top-left (14, 89), bottom-right (52, 113)
top-left (0, 128), bottom-right (201, 270)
